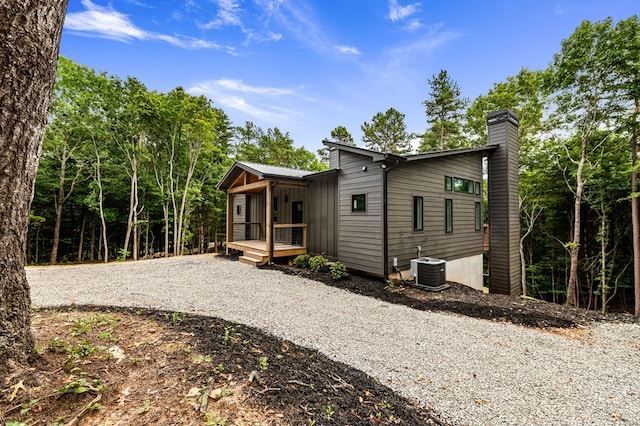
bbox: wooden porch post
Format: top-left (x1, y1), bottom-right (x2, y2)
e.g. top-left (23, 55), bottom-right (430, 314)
top-left (266, 182), bottom-right (273, 263)
top-left (226, 192), bottom-right (233, 255)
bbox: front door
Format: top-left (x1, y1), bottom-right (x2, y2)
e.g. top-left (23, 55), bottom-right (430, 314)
top-left (291, 201), bottom-right (303, 245)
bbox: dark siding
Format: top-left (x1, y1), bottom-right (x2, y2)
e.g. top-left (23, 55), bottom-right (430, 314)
top-left (487, 109), bottom-right (521, 295)
top-left (232, 194), bottom-right (246, 241)
top-left (329, 148), bottom-right (339, 169)
top-left (337, 151), bottom-right (384, 275)
top-left (307, 174), bottom-right (338, 257)
top-left (386, 154), bottom-right (484, 272)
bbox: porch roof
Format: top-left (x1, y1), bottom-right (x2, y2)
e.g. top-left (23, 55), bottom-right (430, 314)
top-left (217, 161), bottom-right (318, 191)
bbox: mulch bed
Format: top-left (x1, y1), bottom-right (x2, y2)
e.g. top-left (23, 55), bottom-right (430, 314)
top-left (265, 261), bottom-right (639, 329)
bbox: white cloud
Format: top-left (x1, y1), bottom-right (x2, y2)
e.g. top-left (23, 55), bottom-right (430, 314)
top-left (404, 19), bottom-right (424, 31)
top-left (65, 0), bottom-right (234, 52)
top-left (387, 0), bottom-right (421, 23)
top-left (200, 0), bottom-right (243, 29)
top-left (65, 0), bottom-right (147, 41)
top-left (214, 79), bottom-right (296, 96)
top-left (188, 79), bottom-right (301, 123)
top-left (335, 45), bottom-right (361, 55)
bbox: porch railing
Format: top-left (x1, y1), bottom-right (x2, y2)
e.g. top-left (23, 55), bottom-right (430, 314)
top-left (274, 223), bottom-right (307, 247)
top-left (229, 222), bottom-right (307, 248)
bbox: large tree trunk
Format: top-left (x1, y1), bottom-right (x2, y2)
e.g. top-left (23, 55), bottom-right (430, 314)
top-left (0, 0), bottom-right (68, 379)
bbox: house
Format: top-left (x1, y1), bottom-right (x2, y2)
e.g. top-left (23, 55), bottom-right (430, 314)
top-left (216, 109), bottom-right (521, 295)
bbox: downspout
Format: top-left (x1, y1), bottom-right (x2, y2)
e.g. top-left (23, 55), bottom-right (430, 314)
top-left (382, 158), bottom-right (401, 279)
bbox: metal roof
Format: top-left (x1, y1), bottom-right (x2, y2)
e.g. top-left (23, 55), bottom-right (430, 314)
top-left (403, 145), bottom-right (498, 161)
top-left (216, 161), bottom-right (326, 190)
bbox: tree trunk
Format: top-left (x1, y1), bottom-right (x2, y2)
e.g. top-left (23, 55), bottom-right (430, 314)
top-left (49, 155), bottom-right (67, 264)
top-left (163, 204), bottom-right (170, 257)
top-left (632, 116), bottom-right (640, 316)
top-left (77, 207), bottom-right (87, 262)
top-left (122, 160), bottom-right (137, 260)
top-left (0, 0), bottom-right (68, 379)
top-left (566, 144), bottom-right (587, 307)
top-left (600, 198), bottom-right (608, 313)
top-left (89, 214), bottom-right (96, 262)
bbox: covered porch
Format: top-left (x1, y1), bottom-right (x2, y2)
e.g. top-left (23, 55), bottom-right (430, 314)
top-left (218, 163), bottom-right (311, 266)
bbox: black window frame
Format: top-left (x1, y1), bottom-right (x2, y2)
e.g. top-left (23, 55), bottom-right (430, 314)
top-left (475, 201), bottom-right (482, 231)
top-left (236, 205), bottom-right (241, 216)
top-left (445, 176), bottom-right (453, 191)
top-left (413, 196), bottom-right (424, 231)
top-left (352, 193), bottom-right (366, 213)
top-left (475, 181), bottom-right (481, 195)
top-left (445, 199), bottom-right (453, 233)
top-left (454, 177), bottom-right (474, 194)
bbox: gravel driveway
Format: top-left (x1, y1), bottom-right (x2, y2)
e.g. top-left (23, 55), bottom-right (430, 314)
top-left (27, 255), bottom-right (640, 425)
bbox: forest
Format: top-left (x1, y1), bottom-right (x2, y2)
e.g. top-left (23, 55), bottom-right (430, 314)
top-left (29, 16), bottom-right (639, 314)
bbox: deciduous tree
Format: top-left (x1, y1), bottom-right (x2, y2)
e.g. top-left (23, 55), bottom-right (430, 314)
top-left (546, 18), bottom-right (623, 307)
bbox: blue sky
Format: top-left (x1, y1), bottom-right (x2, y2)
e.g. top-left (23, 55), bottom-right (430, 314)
top-left (60, 0), bottom-right (638, 154)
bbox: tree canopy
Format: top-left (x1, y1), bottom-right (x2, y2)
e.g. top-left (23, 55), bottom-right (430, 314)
top-left (361, 108), bottom-right (413, 154)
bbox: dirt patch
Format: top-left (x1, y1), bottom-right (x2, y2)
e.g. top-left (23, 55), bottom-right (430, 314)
top-left (1, 306), bottom-right (445, 425)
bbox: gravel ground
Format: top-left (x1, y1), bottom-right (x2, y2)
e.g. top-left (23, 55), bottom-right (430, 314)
top-left (27, 255), bottom-right (640, 426)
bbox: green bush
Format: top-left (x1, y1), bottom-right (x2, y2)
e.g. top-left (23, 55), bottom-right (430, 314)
top-left (292, 254), bottom-right (311, 268)
top-left (309, 255), bottom-right (328, 273)
top-left (329, 262), bottom-right (349, 280)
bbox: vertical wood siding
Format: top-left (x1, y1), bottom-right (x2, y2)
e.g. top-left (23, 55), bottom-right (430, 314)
top-left (337, 151), bottom-right (384, 275)
top-left (232, 194), bottom-right (246, 241)
top-left (386, 154), bottom-right (484, 272)
top-left (488, 112), bottom-right (521, 295)
top-left (306, 174), bottom-right (338, 257)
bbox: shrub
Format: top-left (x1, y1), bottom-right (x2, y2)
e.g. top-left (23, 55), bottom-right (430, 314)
top-left (309, 255), bottom-right (328, 273)
top-left (292, 254), bottom-right (311, 268)
top-left (329, 262), bottom-right (349, 280)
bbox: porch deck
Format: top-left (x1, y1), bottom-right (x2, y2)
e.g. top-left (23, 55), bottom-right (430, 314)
top-left (226, 240), bottom-right (307, 258)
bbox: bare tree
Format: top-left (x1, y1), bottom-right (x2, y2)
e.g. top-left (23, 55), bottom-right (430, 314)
top-left (0, 0), bottom-right (69, 378)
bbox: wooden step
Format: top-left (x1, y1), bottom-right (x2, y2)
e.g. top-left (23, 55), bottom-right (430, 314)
top-left (239, 251), bottom-right (269, 267)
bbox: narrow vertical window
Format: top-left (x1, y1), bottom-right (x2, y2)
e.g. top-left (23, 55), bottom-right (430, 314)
top-left (445, 176), bottom-right (453, 191)
top-left (475, 181), bottom-right (481, 195)
top-left (273, 196), bottom-right (279, 223)
top-left (445, 199), bottom-right (453, 233)
top-left (352, 194), bottom-right (366, 213)
top-left (413, 196), bottom-right (423, 231)
top-left (475, 201), bottom-right (482, 231)
top-left (236, 205), bottom-right (241, 215)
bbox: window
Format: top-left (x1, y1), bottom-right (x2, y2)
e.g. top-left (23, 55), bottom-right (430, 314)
top-left (413, 196), bottom-right (423, 231)
top-left (352, 194), bottom-right (366, 213)
top-left (454, 177), bottom-right (474, 194)
top-left (475, 202), bottom-right (482, 231)
top-left (445, 199), bottom-right (453, 233)
top-left (236, 205), bottom-right (241, 215)
top-left (445, 176), bottom-right (453, 191)
top-left (475, 181), bottom-right (481, 195)
top-left (273, 196), bottom-right (279, 223)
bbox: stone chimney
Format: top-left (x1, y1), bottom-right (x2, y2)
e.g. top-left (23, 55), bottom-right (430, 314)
top-left (487, 108), bottom-right (521, 295)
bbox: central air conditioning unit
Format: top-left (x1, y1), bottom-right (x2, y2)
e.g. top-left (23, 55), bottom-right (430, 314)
top-left (410, 257), bottom-right (449, 291)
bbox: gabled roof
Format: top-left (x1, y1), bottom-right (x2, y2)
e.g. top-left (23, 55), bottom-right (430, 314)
top-left (216, 161), bottom-right (329, 190)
